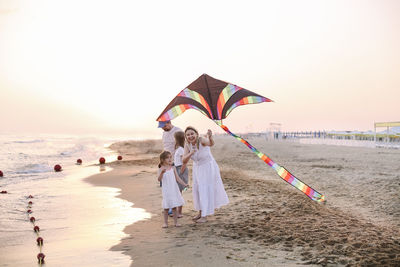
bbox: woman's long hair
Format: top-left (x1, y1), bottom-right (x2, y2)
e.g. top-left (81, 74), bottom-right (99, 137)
top-left (174, 131), bottom-right (185, 149)
top-left (184, 126), bottom-right (200, 149)
top-left (158, 151), bottom-right (171, 168)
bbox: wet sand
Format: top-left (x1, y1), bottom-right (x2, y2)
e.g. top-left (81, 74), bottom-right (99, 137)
top-left (87, 136), bottom-right (400, 266)
top-left (0, 166), bottom-right (138, 267)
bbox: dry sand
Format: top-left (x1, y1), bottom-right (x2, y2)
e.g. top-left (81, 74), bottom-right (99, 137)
top-left (86, 136), bottom-right (400, 266)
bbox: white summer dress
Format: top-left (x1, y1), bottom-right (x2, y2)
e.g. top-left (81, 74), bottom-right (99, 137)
top-left (191, 143), bottom-right (229, 216)
top-left (160, 168), bottom-right (185, 209)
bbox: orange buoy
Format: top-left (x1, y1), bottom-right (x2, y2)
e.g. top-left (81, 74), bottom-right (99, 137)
top-left (34, 226), bottom-right (40, 232)
top-left (37, 237), bottom-right (43, 245)
top-left (28, 201), bottom-right (33, 205)
top-left (99, 157), bottom-right (106, 164)
top-left (117, 155), bottom-right (122, 160)
top-left (77, 159), bottom-right (82, 165)
top-left (28, 195), bottom-right (34, 198)
top-left (0, 190), bottom-right (7, 194)
top-left (54, 164), bottom-right (62, 172)
top-left (27, 209), bottom-right (32, 213)
top-left (0, 170), bottom-right (3, 177)
top-left (37, 253), bottom-right (45, 262)
top-left (30, 217), bottom-right (36, 222)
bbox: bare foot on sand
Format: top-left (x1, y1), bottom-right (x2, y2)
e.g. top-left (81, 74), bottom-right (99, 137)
top-left (192, 214), bottom-right (201, 221)
top-left (196, 217), bottom-right (207, 223)
top-left (175, 223), bottom-right (182, 227)
top-left (178, 214), bottom-right (183, 218)
top-left (162, 224), bottom-right (168, 228)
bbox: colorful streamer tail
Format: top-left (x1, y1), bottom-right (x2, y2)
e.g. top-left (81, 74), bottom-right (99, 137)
top-left (216, 121), bottom-right (325, 202)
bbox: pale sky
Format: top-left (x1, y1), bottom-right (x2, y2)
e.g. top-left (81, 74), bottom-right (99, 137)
top-left (1, 0), bottom-right (399, 138)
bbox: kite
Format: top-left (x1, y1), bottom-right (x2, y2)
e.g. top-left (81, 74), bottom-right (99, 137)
top-left (157, 74), bottom-right (325, 202)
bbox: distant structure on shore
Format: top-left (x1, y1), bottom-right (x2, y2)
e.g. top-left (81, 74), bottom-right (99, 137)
top-left (263, 121), bottom-right (400, 149)
top-left (266, 123), bottom-right (282, 140)
top-left (374, 121), bottom-right (400, 143)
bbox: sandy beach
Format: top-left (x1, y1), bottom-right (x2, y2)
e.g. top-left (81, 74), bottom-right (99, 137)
top-left (86, 136), bottom-right (400, 266)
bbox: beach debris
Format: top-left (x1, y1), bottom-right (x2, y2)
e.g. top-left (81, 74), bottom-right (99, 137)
top-left (54, 164), bottom-right (62, 172)
top-left (30, 217), bottom-right (36, 222)
top-left (156, 74), bottom-right (325, 202)
top-left (34, 226), bottom-right (40, 232)
top-left (99, 157), bottom-right (106, 164)
top-left (36, 237), bottom-right (43, 245)
top-left (117, 155), bottom-right (123, 160)
top-left (37, 253), bottom-right (45, 263)
top-left (0, 170), bottom-right (3, 177)
top-left (0, 190), bottom-right (7, 194)
top-left (76, 158), bottom-right (82, 165)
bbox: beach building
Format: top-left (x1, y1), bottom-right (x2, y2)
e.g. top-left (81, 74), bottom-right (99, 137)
top-left (374, 122), bottom-right (400, 143)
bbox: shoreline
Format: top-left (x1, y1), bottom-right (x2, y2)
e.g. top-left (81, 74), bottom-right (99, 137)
top-left (0, 134), bottom-right (140, 267)
top-left (86, 136), bottom-right (400, 266)
top-left (0, 163), bottom-right (136, 266)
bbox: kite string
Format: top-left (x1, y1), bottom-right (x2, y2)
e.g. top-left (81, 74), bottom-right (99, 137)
top-left (214, 121), bottom-right (325, 202)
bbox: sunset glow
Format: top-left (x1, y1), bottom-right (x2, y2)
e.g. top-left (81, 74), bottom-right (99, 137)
top-left (1, 0), bottom-right (399, 137)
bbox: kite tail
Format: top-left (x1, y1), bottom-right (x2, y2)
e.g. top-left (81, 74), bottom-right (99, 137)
top-left (215, 121), bottom-right (325, 202)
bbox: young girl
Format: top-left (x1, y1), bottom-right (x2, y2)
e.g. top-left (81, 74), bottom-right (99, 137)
top-left (158, 151), bottom-right (188, 228)
top-left (174, 131), bottom-right (189, 218)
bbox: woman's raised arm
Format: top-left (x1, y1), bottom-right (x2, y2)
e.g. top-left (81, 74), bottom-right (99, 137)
top-left (182, 143), bottom-right (193, 164)
top-left (200, 130), bottom-right (214, 147)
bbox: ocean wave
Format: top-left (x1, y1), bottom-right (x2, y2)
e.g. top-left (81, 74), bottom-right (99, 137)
top-left (6, 139), bottom-right (45, 144)
top-left (14, 163), bottom-right (52, 174)
top-left (59, 143), bottom-right (86, 156)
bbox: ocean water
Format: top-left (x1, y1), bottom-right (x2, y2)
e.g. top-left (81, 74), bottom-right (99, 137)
top-left (0, 134), bottom-right (150, 266)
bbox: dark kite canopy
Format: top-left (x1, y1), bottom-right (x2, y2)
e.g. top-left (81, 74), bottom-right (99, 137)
top-left (156, 74), bottom-right (272, 122)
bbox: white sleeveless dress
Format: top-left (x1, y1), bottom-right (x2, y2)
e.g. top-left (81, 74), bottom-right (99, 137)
top-left (191, 143), bottom-right (229, 216)
top-left (161, 168), bottom-right (185, 209)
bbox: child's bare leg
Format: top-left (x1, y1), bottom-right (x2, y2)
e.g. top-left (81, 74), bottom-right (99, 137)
top-left (162, 209), bottom-right (168, 228)
top-left (172, 208), bottom-right (181, 227)
top-left (177, 206), bottom-right (183, 217)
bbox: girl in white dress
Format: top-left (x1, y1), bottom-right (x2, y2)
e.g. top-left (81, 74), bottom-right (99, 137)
top-left (174, 131), bottom-right (188, 218)
top-left (182, 126), bottom-right (229, 223)
top-left (158, 151), bottom-right (189, 228)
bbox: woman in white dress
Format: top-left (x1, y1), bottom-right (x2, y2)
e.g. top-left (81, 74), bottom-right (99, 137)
top-left (182, 126), bottom-right (229, 223)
